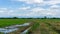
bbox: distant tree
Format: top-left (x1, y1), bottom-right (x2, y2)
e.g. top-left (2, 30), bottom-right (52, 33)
top-left (44, 16), bottom-right (47, 19)
top-left (13, 17), bottom-right (18, 19)
top-left (52, 17), bottom-right (58, 19)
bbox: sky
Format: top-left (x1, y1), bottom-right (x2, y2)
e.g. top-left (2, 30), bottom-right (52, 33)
top-left (0, 0), bottom-right (60, 18)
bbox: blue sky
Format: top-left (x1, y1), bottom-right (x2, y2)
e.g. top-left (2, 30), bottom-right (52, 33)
top-left (0, 0), bottom-right (60, 18)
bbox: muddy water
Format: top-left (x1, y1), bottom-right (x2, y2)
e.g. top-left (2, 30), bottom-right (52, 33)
top-left (0, 28), bottom-right (18, 33)
top-left (0, 23), bottom-right (30, 34)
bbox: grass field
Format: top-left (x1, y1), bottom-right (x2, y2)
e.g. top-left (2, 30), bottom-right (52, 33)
top-left (0, 19), bottom-right (31, 27)
top-left (0, 19), bottom-right (60, 34)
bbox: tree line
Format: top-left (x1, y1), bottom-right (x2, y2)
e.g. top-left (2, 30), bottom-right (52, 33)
top-left (0, 17), bottom-right (60, 19)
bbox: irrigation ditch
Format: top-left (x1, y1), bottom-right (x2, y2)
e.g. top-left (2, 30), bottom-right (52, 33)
top-left (0, 22), bottom-right (35, 34)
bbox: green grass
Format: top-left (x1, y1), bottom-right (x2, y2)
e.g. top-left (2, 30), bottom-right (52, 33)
top-left (0, 19), bottom-right (60, 34)
top-left (0, 19), bottom-right (32, 27)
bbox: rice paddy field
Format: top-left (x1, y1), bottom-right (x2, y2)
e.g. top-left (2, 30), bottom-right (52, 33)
top-left (0, 18), bottom-right (60, 34)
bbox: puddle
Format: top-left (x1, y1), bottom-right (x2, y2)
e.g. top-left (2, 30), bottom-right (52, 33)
top-left (0, 28), bottom-right (18, 33)
top-left (5, 23), bottom-right (30, 28)
top-left (0, 23), bottom-right (30, 34)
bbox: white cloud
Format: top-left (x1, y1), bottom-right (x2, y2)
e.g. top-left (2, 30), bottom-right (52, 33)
top-left (0, 5), bottom-right (60, 18)
top-left (29, 8), bottom-right (57, 17)
top-left (44, 0), bottom-right (60, 5)
top-left (12, 0), bottom-right (60, 5)
top-left (22, 5), bottom-right (60, 18)
top-left (18, 6), bottom-right (30, 10)
top-left (1, 0), bottom-right (60, 18)
top-left (13, 0), bottom-right (43, 4)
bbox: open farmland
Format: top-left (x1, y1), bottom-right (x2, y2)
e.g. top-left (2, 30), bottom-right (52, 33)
top-left (0, 19), bottom-right (60, 34)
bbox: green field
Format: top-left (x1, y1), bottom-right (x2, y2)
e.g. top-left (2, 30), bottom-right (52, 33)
top-left (0, 19), bottom-right (31, 27)
top-left (0, 19), bottom-right (60, 34)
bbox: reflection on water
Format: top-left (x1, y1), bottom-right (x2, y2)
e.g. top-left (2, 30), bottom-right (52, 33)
top-left (0, 28), bottom-right (18, 33)
top-left (0, 23), bottom-right (30, 34)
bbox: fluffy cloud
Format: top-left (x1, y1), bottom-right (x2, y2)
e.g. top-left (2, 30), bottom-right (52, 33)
top-left (0, 5), bottom-right (60, 18)
top-left (12, 0), bottom-right (60, 5)
top-left (18, 6), bottom-right (30, 10)
top-left (25, 8), bottom-right (57, 17)
top-left (12, 0), bottom-right (43, 4)
top-left (0, 0), bottom-right (60, 18)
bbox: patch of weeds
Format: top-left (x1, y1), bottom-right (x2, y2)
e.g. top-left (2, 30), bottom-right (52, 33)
top-left (0, 32), bottom-right (4, 34)
top-left (31, 22), bottom-right (40, 30)
top-left (26, 22), bottom-right (40, 34)
top-left (26, 31), bottom-right (32, 34)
